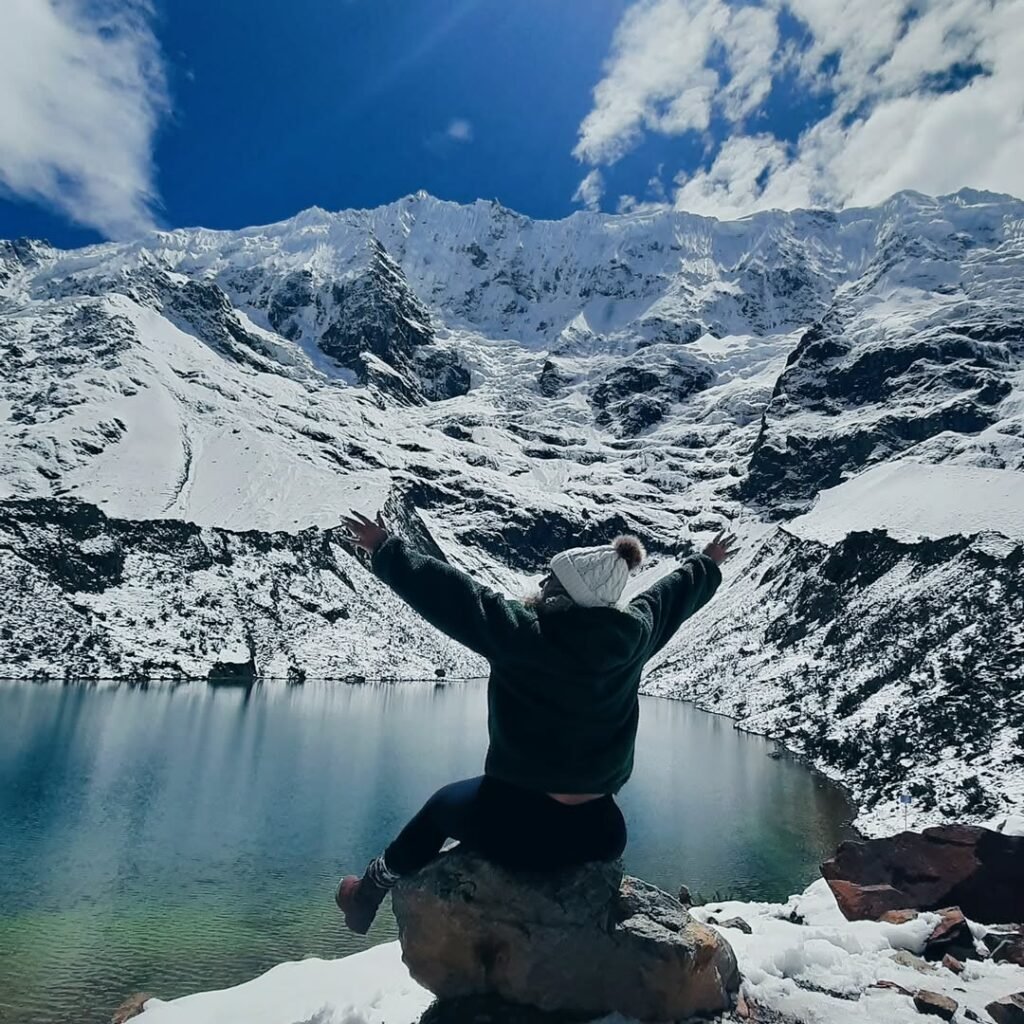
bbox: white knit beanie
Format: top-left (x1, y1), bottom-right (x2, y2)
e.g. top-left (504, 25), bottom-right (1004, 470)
top-left (549, 535), bottom-right (646, 608)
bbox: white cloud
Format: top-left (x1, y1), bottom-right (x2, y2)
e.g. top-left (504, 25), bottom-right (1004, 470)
top-left (576, 0), bottom-right (1024, 217)
top-left (718, 5), bottom-right (780, 122)
top-left (617, 169), bottom-right (672, 213)
top-left (573, 0), bottom-right (780, 165)
top-left (446, 118), bottom-right (474, 142)
top-left (674, 134), bottom-right (799, 214)
top-left (0, 0), bottom-right (168, 239)
top-left (574, 0), bottom-right (732, 165)
top-left (646, 170), bottom-right (668, 203)
top-left (573, 169), bottom-right (605, 211)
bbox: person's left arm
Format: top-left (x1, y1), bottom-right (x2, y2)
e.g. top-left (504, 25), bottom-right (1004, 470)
top-left (628, 530), bottom-right (739, 656)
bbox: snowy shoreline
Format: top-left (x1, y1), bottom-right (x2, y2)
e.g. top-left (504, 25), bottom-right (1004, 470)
top-left (133, 879), bottom-right (1024, 1024)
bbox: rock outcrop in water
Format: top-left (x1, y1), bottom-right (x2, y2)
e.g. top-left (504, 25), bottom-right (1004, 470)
top-left (391, 850), bottom-right (740, 1022)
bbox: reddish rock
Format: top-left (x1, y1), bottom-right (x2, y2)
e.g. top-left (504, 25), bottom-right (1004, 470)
top-left (913, 991), bottom-right (958, 1020)
top-left (929, 907), bottom-right (967, 940)
top-left (824, 879), bottom-right (908, 920)
top-left (923, 907), bottom-right (976, 961)
top-left (821, 825), bottom-right (1024, 924)
top-left (941, 954), bottom-right (964, 974)
top-left (986, 992), bottom-right (1024, 1024)
top-left (874, 980), bottom-right (915, 997)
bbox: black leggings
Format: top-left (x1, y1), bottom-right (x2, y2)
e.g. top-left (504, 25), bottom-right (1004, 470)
top-left (384, 775), bottom-right (627, 876)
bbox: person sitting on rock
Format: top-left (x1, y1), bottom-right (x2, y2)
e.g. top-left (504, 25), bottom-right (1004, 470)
top-left (335, 510), bottom-right (738, 933)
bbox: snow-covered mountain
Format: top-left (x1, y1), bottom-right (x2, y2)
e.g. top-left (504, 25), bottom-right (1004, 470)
top-left (1, 188), bottom-right (1022, 833)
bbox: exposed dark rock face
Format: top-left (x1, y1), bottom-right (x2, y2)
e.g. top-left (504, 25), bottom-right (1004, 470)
top-left (153, 274), bottom-right (286, 373)
top-left (0, 238), bottom-right (50, 287)
top-left (318, 240), bottom-right (434, 373)
top-left (989, 928), bottom-right (1024, 967)
top-left (249, 239), bottom-right (469, 403)
top-left (635, 317), bottom-right (705, 347)
top-left (207, 656), bottom-right (257, 684)
top-left (416, 348), bottom-right (471, 401)
top-left (913, 991), bottom-right (958, 1020)
top-left (266, 269), bottom-right (317, 340)
top-left (590, 351), bottom-right (715, 437)
top-left (537, 359), bottom-right (570, 397)
top-left (731, 257), bottom-right (834, 332)
top-left (987, 993), bottom-right (1024, 1024)
top-left (2, 303), bottom-right (135, 426)
top-left (821, 825), bottom-right (1024, 924)
top-left (392, 851), bottom-right (740, 1022)
top-left (741, 313), bottom-right (1023, 515)
top-left (921, 908), bottom-right (976, 962)
top-left (389, 477), bottom-right (665, 574)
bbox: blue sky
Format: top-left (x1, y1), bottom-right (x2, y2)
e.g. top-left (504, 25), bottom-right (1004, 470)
top-left (7, 0), bottom-right (631, 246)
top-left (1, 0), bottom-right (1021, 249)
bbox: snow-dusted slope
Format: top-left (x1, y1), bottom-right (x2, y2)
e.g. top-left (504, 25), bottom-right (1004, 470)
top-left (647, 512), bottom-right (1023, 835)
top-left (789, 462), bottom-right (1024, 544)
top-left (3, 189), bottom-right (1021, 532)
top-left (0, 497), bottom-right (485, 682)
top-left (1, 188), bottom-right (1022, 831)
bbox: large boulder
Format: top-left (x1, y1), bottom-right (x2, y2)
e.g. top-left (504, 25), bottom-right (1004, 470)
top-left (821, 825), bottom-right (1024, 924)
top-left (391, 851), bottom-right (740, 1022)
top-left (987, 993), bottom-right (1024, 1024)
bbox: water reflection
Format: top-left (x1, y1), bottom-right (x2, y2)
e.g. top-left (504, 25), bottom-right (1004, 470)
top-left (0, 681), bottom-right (853, 1024)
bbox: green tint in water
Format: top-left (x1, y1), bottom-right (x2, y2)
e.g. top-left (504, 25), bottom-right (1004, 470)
top-left (0, 681), bottom-right (854, 1024)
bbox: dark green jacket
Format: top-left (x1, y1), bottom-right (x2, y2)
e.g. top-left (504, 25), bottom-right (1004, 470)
top-left (372, 537), bottom-right (721, 794)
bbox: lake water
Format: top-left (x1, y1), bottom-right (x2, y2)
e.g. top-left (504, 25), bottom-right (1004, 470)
top-left (0, 681), bottom-right (855, 1024)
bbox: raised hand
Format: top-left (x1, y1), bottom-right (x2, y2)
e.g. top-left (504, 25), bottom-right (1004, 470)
top-left (342, 510), bottom-right (389, 554)
top-left (703, 529), bottom-right (740, 565)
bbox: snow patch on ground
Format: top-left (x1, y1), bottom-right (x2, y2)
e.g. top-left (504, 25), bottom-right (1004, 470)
top-left (988, 812), bottom-right (1024, 837)
top-left (693, 880), bottom-right (1024, 1023)
top-left (790, 462), bottom-right (1024, 544)
top-left (136, 942), bottom-right (431, 1024)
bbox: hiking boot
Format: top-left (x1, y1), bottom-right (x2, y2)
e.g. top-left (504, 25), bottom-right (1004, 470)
top-left (335, 874), bottom-right (388, 934)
